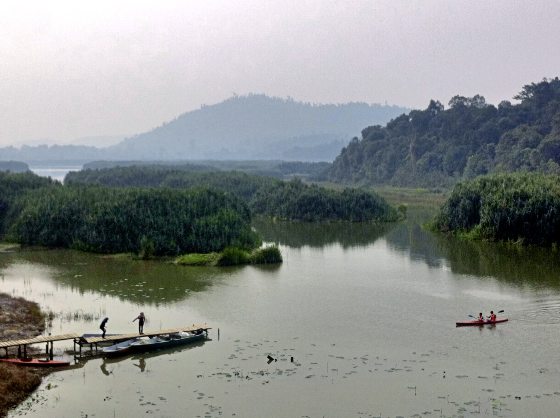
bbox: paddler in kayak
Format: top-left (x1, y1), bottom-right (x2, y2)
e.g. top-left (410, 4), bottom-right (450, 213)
top-left (488, 311), bottom-right (496, 322)
top-left (477, 313), bottom-right (484, 322)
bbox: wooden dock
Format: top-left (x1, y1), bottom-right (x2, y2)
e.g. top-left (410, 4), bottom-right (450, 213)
top-left (0, 333), bottom-right (80, 358)
top-left (0, 324), bottom-right (211, 359)
top-left (81, 324), bottom-right (210, 344)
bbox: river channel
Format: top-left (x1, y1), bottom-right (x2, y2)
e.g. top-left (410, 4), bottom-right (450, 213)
top-left (2, 215), bottom-right (560, 417)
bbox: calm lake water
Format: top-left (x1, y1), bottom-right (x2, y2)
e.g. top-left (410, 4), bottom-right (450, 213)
top-left (2, 214), bottom-right (560, 417)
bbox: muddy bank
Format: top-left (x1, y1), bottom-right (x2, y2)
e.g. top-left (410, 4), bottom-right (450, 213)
top-left (0, 293), bottom-right (46, 418)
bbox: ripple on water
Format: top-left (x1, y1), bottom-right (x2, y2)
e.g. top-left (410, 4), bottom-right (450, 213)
top-left (515, 297), bottom-right (560, 324)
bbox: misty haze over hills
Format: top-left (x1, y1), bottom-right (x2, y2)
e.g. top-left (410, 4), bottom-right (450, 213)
top-left (0, 95), bottom-right (407, 163)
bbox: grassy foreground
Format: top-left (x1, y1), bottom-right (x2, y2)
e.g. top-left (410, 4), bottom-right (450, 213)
top-left (176, 246), bottom-right (282, 266)
top-left (0, 293), bottom-right (46, 418)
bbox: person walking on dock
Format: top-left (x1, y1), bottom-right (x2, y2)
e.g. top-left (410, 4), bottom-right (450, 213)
top-left (133, 312), bottom-right (146, 334)
top-left (100, 317), bottom-right (109, 338)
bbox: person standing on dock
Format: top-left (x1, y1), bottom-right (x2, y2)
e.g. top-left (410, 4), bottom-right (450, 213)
top-left (133, 312), bottom-right (146, 334)
top-left (100, 317), bottom-right (109, 338)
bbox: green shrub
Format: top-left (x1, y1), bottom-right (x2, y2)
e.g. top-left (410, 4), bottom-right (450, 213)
top-left (216, 247), bottom-right (250, 266)
top-left (250, 246), bottom-right (282, 264)
top-left (138, 236), bottom-right (155, 259)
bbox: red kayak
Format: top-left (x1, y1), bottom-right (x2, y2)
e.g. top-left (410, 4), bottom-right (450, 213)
top-left (0, 358), bottom-right (70, 367)
top-left (456, 318), bottom-right (508, 327)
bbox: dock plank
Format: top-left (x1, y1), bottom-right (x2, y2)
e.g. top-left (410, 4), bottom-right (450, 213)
top-left (0, 333), bottom-right (80, 348)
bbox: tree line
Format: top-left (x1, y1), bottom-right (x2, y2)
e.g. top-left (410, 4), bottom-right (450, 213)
top-left (327, 78), bottom-right (560, 187)
top-left (65, 167), bottom-right (398, 222)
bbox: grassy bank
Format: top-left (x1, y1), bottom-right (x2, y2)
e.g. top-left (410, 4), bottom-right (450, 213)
top-left (0, 243), bottom-right (20, 252)
top-left (0, 293), bottom-right (46, 418)
top-left (176, 246), bottom-right (282, 267)
top-left (373, 186), bottom-right (447, 209)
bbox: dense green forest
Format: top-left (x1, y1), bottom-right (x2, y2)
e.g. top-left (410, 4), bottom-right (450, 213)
top-left (327, 78), bottom-right (560, 187)
top-left (66, 167), bottom-right (398, 222)
top-left (0, 172), bottom-right (259, 255)
top-left (0, 172), bottom-right (56, 235)
top-left (433, 173), bottom-right (560, 246)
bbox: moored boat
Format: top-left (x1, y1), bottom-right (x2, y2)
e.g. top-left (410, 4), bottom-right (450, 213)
top-left (456, 318), bottom-right (508, 327)
top-left (102, 338), bottom-right (139, 357)
top-left (129, 331), bottom-right (206, 353)
top-left (0, 358), bottom-right (70, 367)
top-left (102, 330), bottom-right (206, 357)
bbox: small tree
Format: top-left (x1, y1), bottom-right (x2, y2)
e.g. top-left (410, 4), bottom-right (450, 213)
top-left (139, 235), bottom-right (155, 259)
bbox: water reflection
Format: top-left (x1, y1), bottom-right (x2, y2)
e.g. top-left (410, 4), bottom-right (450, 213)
top-left (434, 237), bottom-right (560, 289)
top-left (384, 209), bottom-right (560, 290)
top-left (252, 218), bottom-right (394, 248)
top-left (385, 221), bottom-right (444, 268)
top-left (0, 249), bottom-right (228, 305)
top-left (77, 339), bottom-right (207, 376)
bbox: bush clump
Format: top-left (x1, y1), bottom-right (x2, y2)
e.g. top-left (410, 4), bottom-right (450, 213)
top-left (176, 246), bottom-right (282, 267)
top-left (433, 173), bottom-right (560, 246)
top-left (216, 247), bottom-right (251, 266)
top-left (250, 246), bottom-right (282, 264)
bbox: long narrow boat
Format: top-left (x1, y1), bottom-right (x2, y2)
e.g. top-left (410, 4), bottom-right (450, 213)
top-left (456, 318), bottom-right (509, 327)
top-left (103, 331), bottom-right (206, 357)
top-left (129, 331), bottom-right (206, 353)
top-left (0, 358), bottom-right (70, 367)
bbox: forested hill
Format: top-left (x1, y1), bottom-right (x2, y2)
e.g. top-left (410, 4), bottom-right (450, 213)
top-left (107, 94), bottom-right (407, 161)
top-left (327, 78), bottom-right (560, 187)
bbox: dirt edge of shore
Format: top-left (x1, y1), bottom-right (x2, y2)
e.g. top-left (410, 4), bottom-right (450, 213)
top-left (0, 293), bottom-right (47, 418)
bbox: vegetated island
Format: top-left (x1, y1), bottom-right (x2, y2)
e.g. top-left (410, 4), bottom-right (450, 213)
top-left (176, 246), bottom-right (282, 266)
top-left (433, 173), bottom-right (560, 246)
top-left (0, 293), bottom-right (46, 418)
top-left (0, 171), bottom-right (272, 265)
top-left (65, 166), bottom-right (399, 222)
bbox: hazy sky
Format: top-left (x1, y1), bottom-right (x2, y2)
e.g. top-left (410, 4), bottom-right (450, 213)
top-left (1, 0), bottom-right (559, 146)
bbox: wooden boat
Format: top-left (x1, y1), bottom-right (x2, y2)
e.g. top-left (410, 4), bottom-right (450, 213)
top-left (0, 358), bottom-right (70, 367)
top-left (129, 331), bottom-right (206, 353)
top-left (102, 338), bottom-right (139, 357)
top-left (103, 331), bottom-right (206, 357)
top-left (100, 338), bottom-right (207, 366)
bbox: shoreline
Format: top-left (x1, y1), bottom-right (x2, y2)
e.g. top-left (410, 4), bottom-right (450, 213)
top-left (0, 293), bottom-right (47, 418)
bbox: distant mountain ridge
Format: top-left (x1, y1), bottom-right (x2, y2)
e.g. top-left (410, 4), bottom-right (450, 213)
top-left (107, 94), bottom-right (408, 161)
top-left (0, 94), bottom-right (407, 162)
